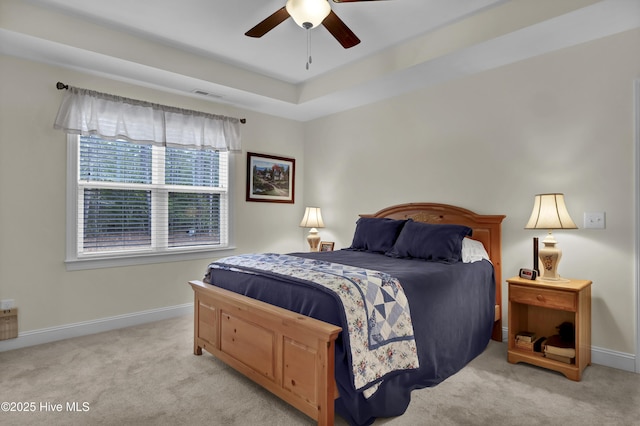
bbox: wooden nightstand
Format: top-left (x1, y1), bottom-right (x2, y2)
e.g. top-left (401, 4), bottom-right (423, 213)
top-left (507, 276), bottom-right (592, 381)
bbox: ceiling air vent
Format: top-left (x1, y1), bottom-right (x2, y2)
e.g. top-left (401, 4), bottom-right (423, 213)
top-left (191, 89), bottom-right (222, 99)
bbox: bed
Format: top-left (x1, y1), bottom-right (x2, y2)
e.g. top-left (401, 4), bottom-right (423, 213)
top-left (188, 203), bottom-right (505, 425)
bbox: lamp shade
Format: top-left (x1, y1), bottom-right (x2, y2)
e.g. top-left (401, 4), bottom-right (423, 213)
top-left (286, 0), bottom-right (331, 29)
top-left (300, 207), bottom-right (325, 228)
top-left (525, 193), bottom-right (577, 230)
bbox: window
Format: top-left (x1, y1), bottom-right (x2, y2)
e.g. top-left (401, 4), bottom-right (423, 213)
top-left (55, 86), bottom-right (240, 269)
top-left (67, 135), bottom-right (230, 268)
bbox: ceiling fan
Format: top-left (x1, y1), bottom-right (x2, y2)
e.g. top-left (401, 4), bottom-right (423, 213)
top-left (245, 0), bottom-right (387, 49)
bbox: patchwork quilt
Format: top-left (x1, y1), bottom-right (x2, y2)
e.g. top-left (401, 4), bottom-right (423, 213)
top-left (208, 253), bottom-right (419, 394)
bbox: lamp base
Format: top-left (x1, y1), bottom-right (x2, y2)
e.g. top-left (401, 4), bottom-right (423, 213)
top-left (306, 228), bottom-right (321, 252)
top-left (538, 232), bottom-right (569, 282)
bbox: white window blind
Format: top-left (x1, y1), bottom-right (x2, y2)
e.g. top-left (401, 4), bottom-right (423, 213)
top-left (76, 136), bottom-right (228, 256)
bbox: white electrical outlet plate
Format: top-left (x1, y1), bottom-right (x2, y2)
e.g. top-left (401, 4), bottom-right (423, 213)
top-left (584, 212), bottom-right (605, 229)
top-left (0, 299), bottom-right (15, 310)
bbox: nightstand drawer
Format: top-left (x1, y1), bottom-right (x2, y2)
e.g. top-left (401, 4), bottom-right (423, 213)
top-left (509, 284), bottom-right (576, 311)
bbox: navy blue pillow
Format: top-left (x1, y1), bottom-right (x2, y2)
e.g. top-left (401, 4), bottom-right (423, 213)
top-left (348, 217), bottom-right (407, 253)
top-left (385, 221), bottom-right (472, 263)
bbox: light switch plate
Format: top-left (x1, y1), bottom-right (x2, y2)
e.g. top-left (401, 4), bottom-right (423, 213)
top-left (584, 212), bottom-right (605, 229)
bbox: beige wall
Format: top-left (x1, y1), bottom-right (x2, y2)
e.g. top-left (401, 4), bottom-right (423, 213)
top-left (1, 28), bottom-right (638, 359)
top-left (304, 28), bottom-right (640, 355)
top-left (0, 55), bottom-right (306, 332)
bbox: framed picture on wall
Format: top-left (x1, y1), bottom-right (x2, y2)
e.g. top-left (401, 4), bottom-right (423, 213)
top-left (246, 152), bottom-right (295, 203)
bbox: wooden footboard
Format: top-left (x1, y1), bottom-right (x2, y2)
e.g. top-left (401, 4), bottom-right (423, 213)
top-left (189, 280), bottom-right (341, 425)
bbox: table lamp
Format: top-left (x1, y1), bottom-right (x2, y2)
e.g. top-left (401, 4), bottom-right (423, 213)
top-left (525, 193), bottom-right (577, 281)
top-left (300, 207), bottom-right (324, 251)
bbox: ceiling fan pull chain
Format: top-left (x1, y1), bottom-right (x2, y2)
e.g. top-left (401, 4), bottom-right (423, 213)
top-left (304, 22), bottom-right (312, 70)
top-left (306, 28), bottom-right (311, 70)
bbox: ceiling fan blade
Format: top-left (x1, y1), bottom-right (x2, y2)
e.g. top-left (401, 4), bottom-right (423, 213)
top-left (245, 7), bottom-right (290, 38)
top-left (322, 10), bottom-right (360, 49)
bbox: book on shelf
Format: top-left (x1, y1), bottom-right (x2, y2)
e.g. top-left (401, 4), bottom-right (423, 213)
top-left (515, 340), bottom-right (534, 351)
top-left (545, 345), bottom-right (576, 358)
top-left (515, 331), bottom-right (536, 343)
top-left (544, 334), bottom-right (576, 358)
top-left (533, 336), bottom-right (547, 353)
top-left (544, 352), bottom-right (574, 364)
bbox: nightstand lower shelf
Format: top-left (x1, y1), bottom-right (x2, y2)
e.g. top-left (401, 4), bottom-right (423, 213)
top-left (508, 348), bottom-right (582, 381)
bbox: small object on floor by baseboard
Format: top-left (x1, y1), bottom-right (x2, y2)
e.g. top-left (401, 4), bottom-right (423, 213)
top-left (0, 308), bottom-right (18, 340)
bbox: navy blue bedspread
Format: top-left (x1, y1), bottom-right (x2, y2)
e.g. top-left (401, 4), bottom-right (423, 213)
top-left (204, 250), bottom-right (495, 426)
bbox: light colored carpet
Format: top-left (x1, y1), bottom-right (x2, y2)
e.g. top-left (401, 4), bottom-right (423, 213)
top-left (1, 315), bottom-right (639, 425)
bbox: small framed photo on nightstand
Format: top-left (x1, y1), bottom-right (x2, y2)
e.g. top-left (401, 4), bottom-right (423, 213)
top-left (320, 241), bottom-right (335, 252)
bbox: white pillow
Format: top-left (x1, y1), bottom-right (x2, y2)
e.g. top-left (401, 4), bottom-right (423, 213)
top-left (461, 237), bottom-right (491, 263)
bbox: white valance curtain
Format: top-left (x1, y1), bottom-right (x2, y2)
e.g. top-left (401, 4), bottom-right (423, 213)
top-left (54, 86), bottom-right (241, 151)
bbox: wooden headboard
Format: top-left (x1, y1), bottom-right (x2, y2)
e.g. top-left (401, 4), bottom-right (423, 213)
top-left (362, 202), bottom-right (506, 341)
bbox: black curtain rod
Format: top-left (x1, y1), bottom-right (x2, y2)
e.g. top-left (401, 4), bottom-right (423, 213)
top-left (55, 82), bottom-right (246, 124)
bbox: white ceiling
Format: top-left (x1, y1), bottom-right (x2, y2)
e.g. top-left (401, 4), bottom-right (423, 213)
top-left (1, 0), bottom-right (639, 121)
top-left (22, 0), bottom-right (507, 84)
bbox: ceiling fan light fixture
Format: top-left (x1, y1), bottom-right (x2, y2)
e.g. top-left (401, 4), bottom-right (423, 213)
top-left (286, 0), bottom-right (331, 29)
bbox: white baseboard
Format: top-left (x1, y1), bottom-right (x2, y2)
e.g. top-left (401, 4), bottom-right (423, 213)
top-left (591, 346), bottom-right (637, 372)
top-left (0, 303), bottom-right (193, 352)
top-left (501, 327), bottom-right (636, 374)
